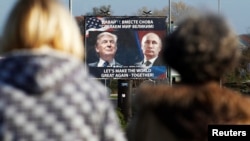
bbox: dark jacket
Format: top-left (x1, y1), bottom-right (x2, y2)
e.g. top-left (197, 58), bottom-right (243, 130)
top-left (134, 57), bottom-right (164, 67)
top-left (127, 82), bottom-right (250, 141)
top-left (0, 50), bottom-right (126, 141)
top-left (88, 60), bottom-right (122, 67)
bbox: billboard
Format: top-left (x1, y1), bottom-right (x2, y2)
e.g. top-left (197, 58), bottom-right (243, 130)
top-left (85, 16), bottom-right (167, 79)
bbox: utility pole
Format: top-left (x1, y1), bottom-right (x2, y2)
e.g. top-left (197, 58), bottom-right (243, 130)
top-left (168, 0), bottom-right (172, 85)
top-left (218, 0), bottom-right (222, 87)
top-left (218, 0), bottom-right (220, 14)
top-left (169, 0), bottom-right (171, 34)
top-left (69, 0), bottom-right (72, 15)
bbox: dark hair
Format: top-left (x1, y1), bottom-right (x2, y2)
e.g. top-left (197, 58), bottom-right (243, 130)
top-left (162, 13), bottom-right (241, 84)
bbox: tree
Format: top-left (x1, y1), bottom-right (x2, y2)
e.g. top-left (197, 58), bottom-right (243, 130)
top-left (136, 1), bottom-right (196, 23)
top-left (85, 5), bottom-right (113, 16)
top-left (222, 47), bottom-right (250, 82)
top-left (170, 1), bottom-right (196, 23)
top-left (75, 16), bottom-right (85, 36)
top-left (222, 46), bottom-right (250, 94)
top-left (246, 27), bottom-right (250, 34)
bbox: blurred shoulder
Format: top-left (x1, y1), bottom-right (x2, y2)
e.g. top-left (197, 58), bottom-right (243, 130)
top-left (134, 81), bottom-right (250, 108)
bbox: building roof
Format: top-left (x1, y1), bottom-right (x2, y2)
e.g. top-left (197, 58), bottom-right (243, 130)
top-left (239, 34), bottom-right (250, 49)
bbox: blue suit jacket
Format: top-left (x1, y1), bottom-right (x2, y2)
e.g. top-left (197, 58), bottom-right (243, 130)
top-left (134, 57), bottom-right (164, 67)
top-left (88, 60), bottom-right (122, 67)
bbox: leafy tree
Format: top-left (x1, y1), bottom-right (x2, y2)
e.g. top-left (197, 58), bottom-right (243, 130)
top-left (109, 79), bottom-right (118, 94)
top-left (222, 46), bottom-right (250, 94)
top-left (239, 47), bottom-right (250, 81)
top-left (223, 47), bottom-right (250, 82)
top-left (241, 47), bottom-right (250, 68)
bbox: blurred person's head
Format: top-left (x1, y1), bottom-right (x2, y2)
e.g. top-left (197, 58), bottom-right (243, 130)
top-left (95, 32), bottom-right (118, 62)
top-left (141, 32), bottom-right (162, 60)
top-left (0, 0), bottom-right (84, 59)
top-left (162, 13), bottom-right (241, 84)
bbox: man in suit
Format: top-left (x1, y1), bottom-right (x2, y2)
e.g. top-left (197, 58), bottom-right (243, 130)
top-left (88, 32), bottom-right (122, 67)
top-left (135, 32), bottom-right (164, 67)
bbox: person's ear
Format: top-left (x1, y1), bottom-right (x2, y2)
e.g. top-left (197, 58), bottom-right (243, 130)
top-left (95, 46), bottom-right (99, 53)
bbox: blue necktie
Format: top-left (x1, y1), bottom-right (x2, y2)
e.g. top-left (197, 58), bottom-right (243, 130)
top-left (145, 61), bottom-right (151, 66)
top-left (103, 61), bottom-right (109, 67)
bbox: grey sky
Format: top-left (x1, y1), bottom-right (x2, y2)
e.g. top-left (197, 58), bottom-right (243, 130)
top-left (1, 0), bottom-right (250, 35)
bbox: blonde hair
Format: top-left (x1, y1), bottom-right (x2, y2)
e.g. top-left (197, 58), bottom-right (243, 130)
top-left (1, 0), bottom-right (84, 59)
top-left (96, 32), bottom-right (118, 46)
